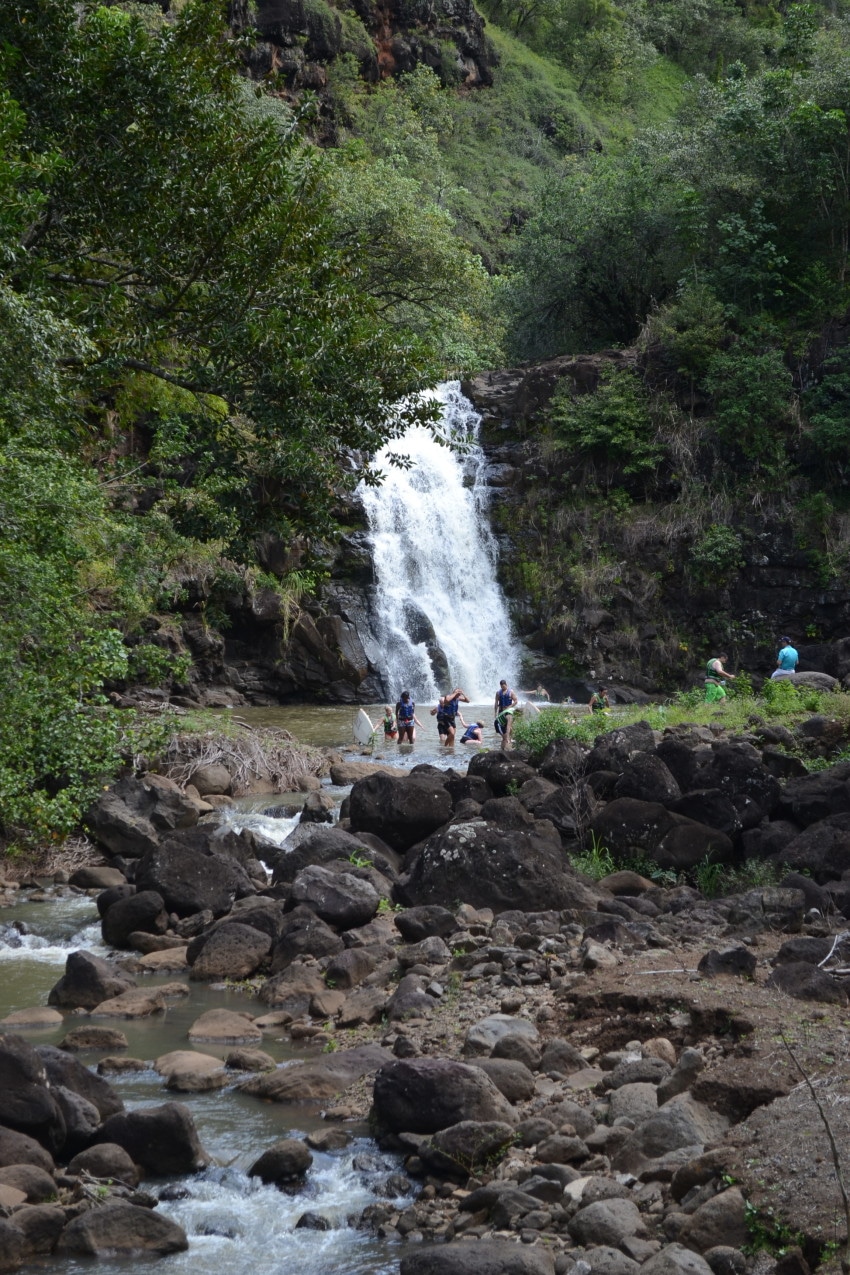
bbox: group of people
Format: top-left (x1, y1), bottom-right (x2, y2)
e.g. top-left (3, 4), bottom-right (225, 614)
top-left (371, 678), bottom-right (529, 750)
top-left (704, 636), bottom-right (799, 702)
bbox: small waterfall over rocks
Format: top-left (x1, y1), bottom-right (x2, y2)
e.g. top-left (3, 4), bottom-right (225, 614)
top-left (358, 381), bottom-right (521, 702)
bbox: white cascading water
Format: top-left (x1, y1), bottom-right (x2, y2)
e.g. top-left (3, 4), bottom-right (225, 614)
top-left (358, 381), bottom-right (521, 701)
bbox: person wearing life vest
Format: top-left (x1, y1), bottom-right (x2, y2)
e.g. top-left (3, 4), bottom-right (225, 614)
top-left (395, 691), bottom-right (423, 744)
top-left (771, 636), bottom-right (799, 680)
top-left (431, 687), bottom-right (470, 746)
top-left (704, 654), bottom-right (736, 702)
top-left (461, 720), bottom-right (485, 744)
top-left (380, 706), bottom-right (398, 740)
top-left (589, 685), bottom-right (610, 714)
top-left (493, 680), bottom-right (518, 735)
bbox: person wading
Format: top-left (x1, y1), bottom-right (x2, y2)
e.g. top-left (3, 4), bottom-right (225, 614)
top-left (431, 687), bottom-right (469, 747)
top-left (395, 691), bottom-right (423, 744)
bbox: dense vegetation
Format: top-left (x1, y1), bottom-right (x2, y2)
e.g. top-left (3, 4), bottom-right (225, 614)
top-left (4, 0), bottom-right (850, 844)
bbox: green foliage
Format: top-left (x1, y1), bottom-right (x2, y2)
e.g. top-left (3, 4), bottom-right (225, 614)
top-left (550, 368), bottom-right (665, 483)
top-left (688, 524), bottom-right (745, 589)
top-left (512, 705), bottom-right (601, 758)
top-left (703, 344), bottom-right (793, 469)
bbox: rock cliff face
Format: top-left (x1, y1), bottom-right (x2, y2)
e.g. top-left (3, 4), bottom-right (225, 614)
top-left (229, 0), bottom-right (496, 103)
top-left (461, 357), bottom-right (850, 701)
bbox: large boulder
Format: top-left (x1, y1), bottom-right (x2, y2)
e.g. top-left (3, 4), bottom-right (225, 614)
top-left (0, 1128), bottom-right (55, 1174)
top-left (0, 1035), bottom-right (66, 1155)
top-left (48, 951), bottom-right (136, 1011)
top-left (269, 905), bottom-right (344, 971)
top-left (270, 824), bottom-right (400, 885)
top-left (703, 744), bottom-right (781, 822)
top-left (101, 891), bottom-right (168, 948)
top-left (614, 754), bottom-right (681, 805)
top-left (419, 1120), bottom-right (516, 1175)
top-left (36, 1046), bottom-right (123, 1121)
top-left (241, 1045), bottom-right (392, 1103)
top-left (651, 821), bottom-right (735, 871)
top-left (394, 905), bottom-right (457, 943)
top-left (766, 962), bottom-right (847, 1004)
top-left (589, 799), bottom-right (676, 857)
top-left (188, 922), bottom-right (272, 981)
top-left (86, 774), bottom-right (198, 858)
top-left (771, 814), bottom-right (850, 881)
top-left (779, 763), bottom-right (850, 825)
top-left (612, 1094), bottom-right (729, 1176)
top-left (538, 738), bottom-right (589, 783)
top-left (400, 820), bottom-right (601, 914)
top-left (669, 790), bottom-right (741, 838)
top-left (249, 1138), bottom-right (312, 1183)
top-left (586, 722), bottom-right (657, 772)
top-left (466, 753), bottom-right (537, 796)
top-left (134, 830), bottom-right (254, 917)
top-left (56, 1201), bottom-right (188, 1256)
top-left (290, 864), bottom-right (380, 930)
top-left (373, 1058), bottom-right (516, 1134)
top-left (399, 1239), bottom-right (555, 1275)
top-left (348, 771), bottom-right (452, 851)
top-left (94, 1102), bottom-right (209, 1175)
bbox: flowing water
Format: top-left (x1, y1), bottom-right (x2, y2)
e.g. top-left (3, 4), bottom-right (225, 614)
top-left (358, 382), bottom-right (521, 701)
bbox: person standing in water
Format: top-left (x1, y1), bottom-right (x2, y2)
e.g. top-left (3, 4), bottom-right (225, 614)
top-left (771, 635), bottom-right (799, 680)
top-left (494, 680), bottom-right (518, 737)
top-left (431, 687), bottom-right (470, 746)
top-left (395, 691), bottom-right (423, 744)
top-left (705, 654), bottom-right (736, 702)
top-left (589, 685), bottom-right (610, 714)
top-left (380, 706), bottom-right (397, 741)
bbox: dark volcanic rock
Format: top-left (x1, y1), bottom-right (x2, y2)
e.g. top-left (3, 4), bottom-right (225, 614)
top-left (56, 1201), bottom-right (188, 1256)
top-left (290, 864), bottom-right (380, 929)
top-left (270, 905), bottom-right (344, 971)
top-left (373, 1058), bottom-right (516, 1134)
top-left (399, 1238), bottom-right (555, 1274)
top-left (188, 922), bottom-right (272, 981)
top-left (400, 820), bottom-right (601, 914)
top-left (36, 1045), bottom-right (123, 1121)
top-left (778, 762), bottom-right (850, 825)
top-left (135, 831), bottom-right (255, 917)
top-left (614, 754), bottom-right (681, 805)
top-left (766, 962), bottom-right (848, 1004)
top-left (48, 951), bottom-right (136, 1011)
top-left (0, 1034), bottom-right (66, 1154)
top-left (86, 774), bottom-right (198, 858)
top-left (772, 814), bottom-right (850, 881)
top-left (394, 905), bottom-right (457, 942)
top-left (348, 771), bottom-right (452, 851)
top-left (95, 1102), bottom-right (209, 1174)
top-left (249, 1138), bottom-right (312, 1183)
top-left (466, 752), bottom-right (537, 795)
top-left (101, 891), bottom-right (168, 948)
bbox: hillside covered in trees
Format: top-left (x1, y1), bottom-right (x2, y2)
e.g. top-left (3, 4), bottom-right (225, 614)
top-left (3, 0), bottom-right (850, 842)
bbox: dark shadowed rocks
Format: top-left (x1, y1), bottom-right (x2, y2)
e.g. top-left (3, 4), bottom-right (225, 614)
top-left (241, 1045), bottom-right (392, 1103)
top-left (614, 754), bottom-right (681, 805)
top-left (394, 905), bottom-right (457, 943)
top-left (466, 753), bottom-right (537, 795)
top-left (48, 951), bottom-right (136, 1011)
top-left (56, 1201), bottom-right (188, 1256)
top-left (290, 864), bottom-right (380, 929)
top-left (0, 1035), bottom-right (66, 1155)
top-left (373, 1058), bottom-right (516, 1134)
top-left (36, 1046), bottom-right (123, 1121)
top-left (399, 1238), bottom-right (555, 1275)
top-left (400, 821), bottom-right (601, 914)
top-left (134, 830), bottom-right (255, 917)
top-left (94, 1102), bottom-right (209, 1175)
top-left (348, 771), bottom-right (453, 851)
top-left (269, 906), bottom-right (344, 971)
top-left (86, 774), bottom-right (198, 858)
top-left (249, 1138), bottom-right (312, 1183)
top-left (188, 922), bottom-right (272, 981)
top-left (766, 962), bottom-right (848, 1004)
top-left (101, 891), bottom-right (168, 948)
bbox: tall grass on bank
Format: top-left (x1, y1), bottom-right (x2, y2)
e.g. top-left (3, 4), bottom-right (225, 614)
top-left (512, 683), bottom-right (850, 764)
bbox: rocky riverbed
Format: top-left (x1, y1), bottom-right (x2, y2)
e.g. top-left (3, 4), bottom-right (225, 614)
top-left (2, 715), bottom-right (850, 1275)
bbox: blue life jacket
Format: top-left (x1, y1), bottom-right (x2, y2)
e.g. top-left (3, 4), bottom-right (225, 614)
top-left (496, 687), bottom-right (514, 711)
top-left (397, 700), bottom-right (415, 723)
top-left (461, 724), bottom-right (480, 742)
top-left (440, 696), bottom-right (461, 720)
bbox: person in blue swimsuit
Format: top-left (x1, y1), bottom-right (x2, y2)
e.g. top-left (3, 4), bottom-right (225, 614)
top-left (461, 720), bottom-right (485, 744)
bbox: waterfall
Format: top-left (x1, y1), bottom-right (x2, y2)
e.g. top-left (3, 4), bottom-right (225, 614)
top-left (358, 381), bottom-right (521, 702)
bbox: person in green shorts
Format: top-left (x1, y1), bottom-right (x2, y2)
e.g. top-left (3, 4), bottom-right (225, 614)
top-left (705, 653), bottom-right (736, 702)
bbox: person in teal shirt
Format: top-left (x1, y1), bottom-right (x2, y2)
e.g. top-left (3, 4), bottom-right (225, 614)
top-left (771, 636), bottom-right (798, 680)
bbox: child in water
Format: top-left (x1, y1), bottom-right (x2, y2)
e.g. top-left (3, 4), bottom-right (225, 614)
top-left (381, 706), bottom-right (397, 740)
